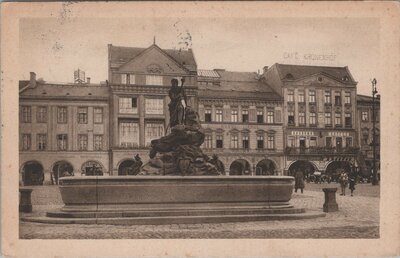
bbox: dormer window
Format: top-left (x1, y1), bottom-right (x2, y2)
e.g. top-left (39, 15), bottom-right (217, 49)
top-left (285, 73), bottom-right (294, 80)
top-left (342, 76), bottom-right (349, 82)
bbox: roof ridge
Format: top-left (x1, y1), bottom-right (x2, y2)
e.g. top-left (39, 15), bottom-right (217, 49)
top-left (277, 63), bottom-right (347, 69)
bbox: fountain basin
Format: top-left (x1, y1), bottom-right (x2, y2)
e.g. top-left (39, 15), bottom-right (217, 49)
top-left (21, 176), bottom-right (326, 225)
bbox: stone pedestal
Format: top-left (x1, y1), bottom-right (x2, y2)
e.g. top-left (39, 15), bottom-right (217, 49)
top-left (323, 187), bottom-right (339, 212)
top-left (19, 188), bottom-right (33, 213)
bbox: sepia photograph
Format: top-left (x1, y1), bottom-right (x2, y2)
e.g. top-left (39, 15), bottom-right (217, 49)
top-left (1, 1), bottom-right (400, 257)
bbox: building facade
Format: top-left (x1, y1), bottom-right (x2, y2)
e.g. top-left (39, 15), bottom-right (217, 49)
top-left (263, 64), bottom-right (359, 177)
top-left (107, 44), bottom-right (198, 175)
top-left (197, 69), bottom-right (284, 175)
top-left (356, 94), bottom-right (380, 177)
top-left (19, 72), bottom-right (110, 185)
top-left (19, 43), bottom-right (378, 185)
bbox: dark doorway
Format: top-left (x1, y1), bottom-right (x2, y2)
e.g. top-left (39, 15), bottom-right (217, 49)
top-left (325, 161), bottom-right (352, 181)
top-left (82, 161), bottom-right (104, 176)
top-left (22, 161), bottom-right (44, 186)
top-left (118, 159), bottom-right (136, 176)
top-left (256, 159), bottom-right (276, 175)
top-left (288, 160), bottom-right (316, 178)
top-left (229, 159), bottom-right (251, 175)
top-left (52, 161), bottom-right (73, 185)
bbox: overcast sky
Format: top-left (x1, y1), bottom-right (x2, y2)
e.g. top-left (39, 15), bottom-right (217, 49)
top-left (19, 17), bottom-right (380, 96)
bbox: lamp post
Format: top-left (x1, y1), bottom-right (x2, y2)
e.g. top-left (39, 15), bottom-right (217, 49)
top-left (371, 78), bottom-right (378, 185)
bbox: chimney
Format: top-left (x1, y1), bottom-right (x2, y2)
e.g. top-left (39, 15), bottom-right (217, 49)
top-left (87, 77), bottom-right (91, 84)
top-left (30, 72), bottom-right (37, 87)
top-left (263, 66), bottom-right (269, 74)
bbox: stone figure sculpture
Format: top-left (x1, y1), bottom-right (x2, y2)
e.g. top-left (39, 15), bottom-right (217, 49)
top-left (139, 78), bottom-right (224, 176)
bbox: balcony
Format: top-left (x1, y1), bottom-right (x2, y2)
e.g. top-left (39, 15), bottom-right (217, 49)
top-left (285, 147), bottom-right (360, 155)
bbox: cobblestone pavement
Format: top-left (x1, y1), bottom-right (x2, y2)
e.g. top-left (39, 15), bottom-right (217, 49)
top-left (20, 185), bottom-right (379, 239)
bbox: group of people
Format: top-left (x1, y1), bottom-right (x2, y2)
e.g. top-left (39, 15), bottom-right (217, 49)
top-left (338, 170), bottom-right (357, 196)
top-left (293, 169), bottom-right (357, 196)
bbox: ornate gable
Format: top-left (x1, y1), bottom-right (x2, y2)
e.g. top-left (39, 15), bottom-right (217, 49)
top-left (290, 73), bottom-right (351, 87)
top-left (118, 45), bottom-right (189, 75)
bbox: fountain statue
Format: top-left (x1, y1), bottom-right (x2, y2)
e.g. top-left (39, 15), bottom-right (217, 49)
top-left (140, 78), bottom-right (223, 176)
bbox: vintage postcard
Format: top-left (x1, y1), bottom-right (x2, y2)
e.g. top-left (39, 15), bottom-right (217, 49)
top-left (1, 1), bottom-right (400, 257)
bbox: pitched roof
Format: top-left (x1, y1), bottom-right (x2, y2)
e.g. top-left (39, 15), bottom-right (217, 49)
top-left (274, 63), bottom-right (356, 84)
top-left (198, 70), bottom-right (281, 100)
top-left (109, 44), bottom-right (197, 72)
top-left (20, 82), bottom-right (109, 99)
top-left (357, 94), bottom-right (380, 103)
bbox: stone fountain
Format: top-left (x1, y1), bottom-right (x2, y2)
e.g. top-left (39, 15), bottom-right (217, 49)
top-left (22, 78), bottom-right (325, 225)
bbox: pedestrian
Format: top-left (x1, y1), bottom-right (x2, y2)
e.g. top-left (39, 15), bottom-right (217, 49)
top-left (294, 169), bottom-right (305, 194)
top-left (338, 170), bottom-right (349, 196)
top-left (348, 171), bottom-right (356, 196)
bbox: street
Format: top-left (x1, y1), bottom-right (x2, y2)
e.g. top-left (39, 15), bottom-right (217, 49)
top-left (19, 183), bottom-right (380, 239)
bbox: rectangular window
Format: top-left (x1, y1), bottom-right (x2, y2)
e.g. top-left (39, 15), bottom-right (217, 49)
top-left (94, 135), bottom-right (103, 151)
top-left (345, 91), bottom-right (351, 104)
top-left (231, 135), bottom-right (238, 149)
top-left (310, 137), bottom-right (317, 147)
top-left (215, 109), bottom-right (223, 122)
top-left (121, 74), bottom-right (127, 84)
top-left (78, 134), bottom-right (88, 151)
top-left (346, 137), bottom-right (353, 147)
top-left (57, 134), bottom-right (68, 151)
top-left (267, 135), bottom-right (275, 149)
top-left (324, 91), bottom-right (331, 104)
top-left (145, 122), bottom-right (164, 147)
top-left (298, 90), bottom-right (305, 103)
top-left (216, 135), bottom-right (223, 149)
top-left (146, 75), bottom-right (163, 86)
top-left (205, 109), bottom-right (212, 122)
top-left (287, 90), bottom-right (294, 102)
top-left (257, 135), bottom-right (264, 149)
top-left (267, 110), bottom-right (274, 124)
top-left (37, 134), bottom-right (47, 151)
top-left (288, 111), bottom-right (295, 125)
top-left (345, 113), bottom-right (352, 127)
top-left (242, 135), bottom-right (249, 149)
top-left (22, 134), bottom-right (31, 150)
top-left (119, 97), bottom-right (138, 114)
top-left (36, 106), bottom-right (47, 123)
top-left (21, 106), bottom-right (32, 123)
top-left (145, 98), bottom-right (164, 115)
top-left (325, 137), bottom-right (332, 148)
top-left (119, 122), bottom-right (139, 148)
top-left (298, 112), bottom-right (306, 125)
top-left (362, 111), bottom-right (368, 121)
top-left (231, 110), bottom-right (238, 122)
top-left (78, 107), bottom-right (88, 124)
top-left (94, 108), bottom-right (103, 123)
top-left (204, 135), bottom-right (212, 149)
top-left (334, 91), bottom-right (341, 106)
top-left (325, 112), bottom-right (332, 126)
top-left (257, 110), bottom-right (264, 123)
top-left (335, 113), bottom-right (342, 126)
top-left (288, 136), bottom-right (295, 147)
top-left (128, 74), bottom-right (135, 85)
top-left (242, 110), bottom-right (249, 123)
top-left (57, 107), bottom-right (67, 123)
top-left (309, 90), bottom-right (316, 103)
top-left (309, 112), bottom-right (316, 125)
